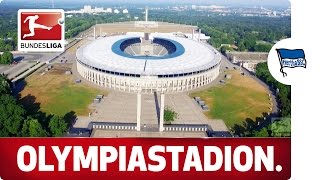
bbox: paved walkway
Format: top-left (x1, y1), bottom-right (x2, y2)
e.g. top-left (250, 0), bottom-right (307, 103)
top-left (92, 129), bottom-right (207, 138)
top-left (74, 91), bottom-right (229, 133)
top-left (166, 94), bottom-right (211, 124)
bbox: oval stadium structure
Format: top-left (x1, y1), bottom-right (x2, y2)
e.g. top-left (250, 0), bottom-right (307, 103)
top-left (76, 33), bottom-right (221, 94)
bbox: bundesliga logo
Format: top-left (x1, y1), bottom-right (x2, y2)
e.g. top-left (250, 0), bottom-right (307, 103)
top-left (18, 9), bottom-right (65, 52)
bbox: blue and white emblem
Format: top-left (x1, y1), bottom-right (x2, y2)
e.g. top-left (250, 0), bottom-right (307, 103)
top-left (276, 49), bottom-right (306, 77)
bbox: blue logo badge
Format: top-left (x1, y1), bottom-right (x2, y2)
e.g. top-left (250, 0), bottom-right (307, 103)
top-left (276, 49), bottom-right (306, 77)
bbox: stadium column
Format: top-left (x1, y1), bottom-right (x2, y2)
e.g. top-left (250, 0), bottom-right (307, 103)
top-left (137, 92), bottom-right (142, 131)
top-left (93, 26), bottom-right (96, 40)
top-left (159, 93), bottom-right (165, 132)
top-left (192, 29), bottom-right (195, 40)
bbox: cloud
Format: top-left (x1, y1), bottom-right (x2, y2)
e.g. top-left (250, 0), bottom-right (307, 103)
top-left (0, 0), bottom-right (3, 4)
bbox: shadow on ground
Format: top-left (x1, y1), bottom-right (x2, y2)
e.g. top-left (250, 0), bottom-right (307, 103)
top-left (18, 94), bottom-right (78, 136)
top-left (231, 112), bottom-right (281, 137)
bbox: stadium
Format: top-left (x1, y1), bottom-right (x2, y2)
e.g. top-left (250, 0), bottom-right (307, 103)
top-left (76, 12), bottom-right (221, 94)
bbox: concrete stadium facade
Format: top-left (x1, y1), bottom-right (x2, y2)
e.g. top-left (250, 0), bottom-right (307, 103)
top-left (76, 60), bottom-right (220, 94)
top-left (76, 34), bottom-right (221, 94)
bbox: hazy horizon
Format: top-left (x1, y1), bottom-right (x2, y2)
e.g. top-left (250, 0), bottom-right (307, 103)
top-left (0, 0), bottom-right (290, 8)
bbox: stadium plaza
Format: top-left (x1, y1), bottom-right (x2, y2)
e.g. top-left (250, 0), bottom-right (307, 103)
top-left (73, 9), bottom-right (230, 137)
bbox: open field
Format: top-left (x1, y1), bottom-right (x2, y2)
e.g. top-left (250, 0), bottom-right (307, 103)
top-left (19, 64), bottom-right (107, 116)
top-left (191, 70), bottom-right (271, 128)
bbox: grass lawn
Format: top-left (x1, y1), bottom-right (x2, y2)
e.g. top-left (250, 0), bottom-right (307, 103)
top-left (191, 70), bottom-right (271, 128)
top-left (20, 66), bottom-right (106, 116)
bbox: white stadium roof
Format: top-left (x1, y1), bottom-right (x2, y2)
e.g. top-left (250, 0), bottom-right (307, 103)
top-left (76, 35), bottom-right (220, 76)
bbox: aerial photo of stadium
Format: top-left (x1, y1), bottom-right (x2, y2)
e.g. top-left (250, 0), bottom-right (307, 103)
top-left (73, 8), bottom-right (224, 137)
top-left (76, 29), bottom-right (221, 94)
top-left (3, 6), bottom-right (288, 138)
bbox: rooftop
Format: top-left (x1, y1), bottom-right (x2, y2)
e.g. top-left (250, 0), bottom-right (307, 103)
top-left (77, 34), bottom-right (220, 76)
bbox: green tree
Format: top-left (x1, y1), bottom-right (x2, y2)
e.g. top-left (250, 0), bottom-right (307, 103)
top-left (252, 128), bottom-right (269, 137)
top-left (49, 116), bottom-right (68, 137)
top-left (269, 118), bottom-right (291, 137)
top-left (238, 41), bottom-right (246, 51)
top-left (0, 94), bottom-right (26, 136)
top-left (164, 106), bottom-right (178, 124)
top-left (0, 75), bottom-right (53, 137)
top-left (220, 46), bottom-right (227, 55)
top-left (256, 62), bottom-right (291, 117)
top-left (0, 39), bottom-right (5, 51)
top-left (21, 118), bottom-right (47, 137)
top-left (0, 75), bottom-right (11, 94)
top-left (4, 44), bottom-right (13, 51)
top-left (254, 43), bottom-right (272, 52)
top-left (0, 51), bottom-right (13, 64)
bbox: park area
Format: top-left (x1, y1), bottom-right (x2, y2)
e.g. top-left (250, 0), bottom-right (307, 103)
top-left (191, 70), bottom-right (272, 128)
top-left (19, 64), bottom-right (106, 117)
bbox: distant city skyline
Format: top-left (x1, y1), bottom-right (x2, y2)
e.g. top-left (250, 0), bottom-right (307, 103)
top-left (1, 0), bottom-right (290, 8)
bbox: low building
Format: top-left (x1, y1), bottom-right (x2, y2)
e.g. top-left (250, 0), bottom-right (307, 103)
top-left (226, 52), bottom-right (268, 73)
top-left (106, 8), bottom-right (112, 13)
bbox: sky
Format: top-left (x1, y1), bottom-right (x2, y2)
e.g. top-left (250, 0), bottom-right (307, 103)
top-left (0, 0), bottom-right (291, 8)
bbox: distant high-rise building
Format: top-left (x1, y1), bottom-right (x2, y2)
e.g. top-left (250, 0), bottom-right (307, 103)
top-left (94, 7), bottom-right (104, 13)
top-left (190, 5), bottom-right (225, 10)
top-left (114, 9), bottom-right (120, 14)
top-left (123, 9), bottom-right (129, 14)
top-left (106, 8), bottom-right (112, 13)
top-left (66, 5), bottom-right (113, 14)
top-left (83, 5), bottom-right (92, 13)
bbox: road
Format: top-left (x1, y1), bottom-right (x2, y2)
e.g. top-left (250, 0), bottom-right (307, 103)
top-left (1, 37), bottom-right (82, 82)
top-left (0, 53), bottom-right (56, 78)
